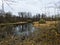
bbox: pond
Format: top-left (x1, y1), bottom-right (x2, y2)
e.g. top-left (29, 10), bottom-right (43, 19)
top-left (0, 23), bottom-right (36, 38)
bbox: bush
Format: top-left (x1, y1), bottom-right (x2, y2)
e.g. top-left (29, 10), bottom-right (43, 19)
top-left (56, 21), bottom-right (60, 33)
top-left (39, 19), bottom-right (46, 24)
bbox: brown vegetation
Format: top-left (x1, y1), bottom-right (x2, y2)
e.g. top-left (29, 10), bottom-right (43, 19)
top-left (0, 21), bottom-right (60, 45)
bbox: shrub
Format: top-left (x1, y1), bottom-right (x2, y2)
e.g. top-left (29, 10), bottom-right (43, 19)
top-left (56, 21), bottom-right (60, 33)
top-left (39, 19), bottom-right (46, 24)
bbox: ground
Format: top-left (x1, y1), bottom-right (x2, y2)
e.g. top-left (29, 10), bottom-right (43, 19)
top-left (0, 21), bottom-right (60, 45)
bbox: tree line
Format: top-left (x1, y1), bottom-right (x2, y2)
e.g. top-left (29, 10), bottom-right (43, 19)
top-left (0, 12), bottom-right (60, 23)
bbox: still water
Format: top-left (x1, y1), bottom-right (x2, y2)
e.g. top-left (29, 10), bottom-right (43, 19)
top-left (0, 23), bottom-right (35, 37)
top-left (12, 23), bottom-right (35, 36)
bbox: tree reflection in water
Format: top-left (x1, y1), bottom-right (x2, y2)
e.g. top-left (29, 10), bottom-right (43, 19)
top-left (0, 23), bottom-right (35, 39)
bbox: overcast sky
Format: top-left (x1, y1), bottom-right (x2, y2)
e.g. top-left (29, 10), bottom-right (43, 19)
top-left (0, 0), bottom-right (60, 16)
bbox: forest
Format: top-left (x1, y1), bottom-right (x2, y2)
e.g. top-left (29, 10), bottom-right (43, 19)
top-left (0, 12), bottom-right (60, 23)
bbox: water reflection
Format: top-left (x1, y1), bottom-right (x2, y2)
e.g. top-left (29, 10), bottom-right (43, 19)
top-left (0, 23), bottom-right (35, 37)
top-left (12, 23), bottom-right (35, 36)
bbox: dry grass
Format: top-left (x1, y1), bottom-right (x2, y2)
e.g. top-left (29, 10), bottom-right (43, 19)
top-left (33, 21), bottom-right (58, 28)
top-left (0, 21), bottom-right (60, 45)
